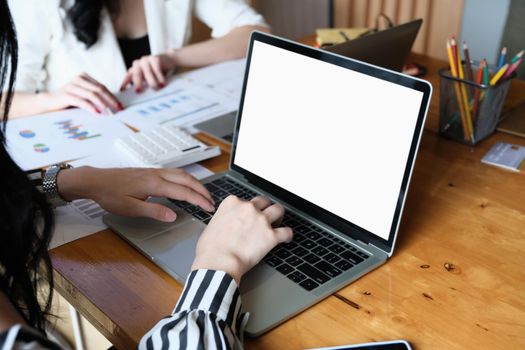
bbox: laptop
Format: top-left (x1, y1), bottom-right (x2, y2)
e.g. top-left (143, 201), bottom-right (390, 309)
top-left (104, 32), bottom-right (432, 336)
top-left (324, 19), bottom-right (422, 72)
top-left (194, 20), bottom-right (422, 144)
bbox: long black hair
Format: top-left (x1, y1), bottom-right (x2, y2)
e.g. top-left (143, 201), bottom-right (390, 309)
top-left (0, 0), bottom-right (55, 332)
top-left (68, 0), bottom-right (119, 48)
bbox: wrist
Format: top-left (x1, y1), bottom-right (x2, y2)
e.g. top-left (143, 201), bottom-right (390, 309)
top-left (57, 166), bottom-right (95, 202)
top-left (165, 48), bottom-right (181, 68)
top-left (191, 253), bottom-right (243, 285)
top-left (36, 91), bottom-right (59, 112)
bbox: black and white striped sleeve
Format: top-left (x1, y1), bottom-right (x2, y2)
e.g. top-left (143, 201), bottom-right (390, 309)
top-left (139, 269), bottom-right (249, 350)
top-left (0, 324), bottom-right (61, 349)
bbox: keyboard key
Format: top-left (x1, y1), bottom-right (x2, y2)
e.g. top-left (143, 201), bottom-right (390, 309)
top-left (265, 256), bottom-right (283, 267)
top-left (356, 251), bottom-right (369, 259)
top-left (203, 217), bottom-right (211, 225)
top-left (291, 246), bottom-right (309, 257)
top-left (294, 234), bottom-right (307, 243)
top-left (305, 231), bottom-right (322, 240)
top-left (318, 238), bottom-right (333, 246)
top-left (282, 241), bottom-right (298, 250)
top-left (275, 249), bottom-right (292, 259)
top-left (303, 253), bottom-right (321, 264)
top-left (214, 190), bottom-right (228, 198)
top-left (184, 205), bottom-right (200, 214)
top-left (204, 183), bottom-right (220, 193)
top-left (335, 260), bottom-right (353, 271)
top-left (297, 263), bottom-right (330, 284)
top-left (340, 251), bottom-right (364, 264)
top-left (221, 183), bottom-right (234, 190)
top-left (286, 256), bottom-right (303, 267)
top-left (193, 210), bottom-right (210, 221)
top-left (287, 271), bottom-right (307, 283)
top-left (299, 278), bottom-right (319, 291)
top-left (299, 239), bottom-right (317, 249)
top-left (213, 179), bottom-right (226, 187)
top-left (230, 188), bottom-right (243, 196)
top-left (295, 225), bottom-right (311, 234)
top-left (285, 219), bottom-right (300, 228)
top-left (314, 261), bottom-right (343, 278)
top-left (323, 253), bottom-right (340, 264)
top-left (332, 237), bottom-right (344, 244)
top-left (312, 246), bottom-right (329, 257)
top-left (276, 263), bottom-right (294, 275)
top-left (328, 244), bottom-right (345, 254)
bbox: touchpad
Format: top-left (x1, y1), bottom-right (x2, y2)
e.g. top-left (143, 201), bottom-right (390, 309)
top-left (140, 220), bottom-right (204, 282)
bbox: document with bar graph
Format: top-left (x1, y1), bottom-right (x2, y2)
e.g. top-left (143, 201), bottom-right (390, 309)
top-left (5, 109), bottom-right (133, 170)
top-left (116, 80), bottom-right (238, 132)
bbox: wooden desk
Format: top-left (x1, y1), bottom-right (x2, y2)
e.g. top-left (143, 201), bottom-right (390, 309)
top-left (50, 56), bottom-right (525, 349)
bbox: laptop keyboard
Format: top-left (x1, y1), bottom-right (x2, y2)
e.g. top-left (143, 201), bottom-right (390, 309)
top-left (169, 176), bottom-right (369, 292)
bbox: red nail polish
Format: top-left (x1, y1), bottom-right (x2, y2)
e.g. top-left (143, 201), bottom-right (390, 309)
top-left (118, 102), bottom-right (124, 110)
top-left (159, 82), bottom-right (166, 88)
top-left (95, 108), bottom-right (101, 114)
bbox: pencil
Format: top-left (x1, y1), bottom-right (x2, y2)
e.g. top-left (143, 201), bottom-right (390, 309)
top-left (497, 47), bottom-right (507, 69)
top-left (510, 50), bottom-right (524, 64)
top-left (503, 58), bottom-right (522, 79)
top-left (453, 38), bottom-right (475, 141)
top-left (490, 63), bottom-right (509, 85)
top-left (471, 60), bottom-right (485, 124)
top-left (446, 39), bottom-right (470, 140)
top-left (463, 42), bottom-right (475, 95)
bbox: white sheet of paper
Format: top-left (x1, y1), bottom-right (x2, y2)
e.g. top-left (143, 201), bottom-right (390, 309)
top-left (6, 109), bottom-right (133, 170)
top-left (178, 59), bottom-right (246, 99)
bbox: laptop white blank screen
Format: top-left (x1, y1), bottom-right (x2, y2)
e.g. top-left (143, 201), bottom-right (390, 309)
top-left (234, 41), bottom-right (423, 241)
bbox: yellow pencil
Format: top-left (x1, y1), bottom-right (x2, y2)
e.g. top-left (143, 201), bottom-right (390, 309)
top-left (490, 63), bottom-right (509, 85)
top-left (453, 38), bottom-right (474, 142)
top-left (446, 40), bottom-right (469, 140)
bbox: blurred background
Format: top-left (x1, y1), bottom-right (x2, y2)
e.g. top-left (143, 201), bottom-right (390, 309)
top-left (192, 0), bottom-right (524, 79)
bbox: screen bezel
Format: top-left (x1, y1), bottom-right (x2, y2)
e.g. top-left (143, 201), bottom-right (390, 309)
top-left (230, 32), bottom-right (431, 254)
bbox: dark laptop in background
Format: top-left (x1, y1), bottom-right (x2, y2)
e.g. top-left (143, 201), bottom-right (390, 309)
top-left (194, 19), bottom-right (422, 144)
top-left (104, 32), bottom-right (431, 336)
top-left (324, 19), bottom-right (422, 72)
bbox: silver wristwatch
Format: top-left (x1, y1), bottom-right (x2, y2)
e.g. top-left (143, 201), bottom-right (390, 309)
top-left (42, 163), bottom-right (73, 207)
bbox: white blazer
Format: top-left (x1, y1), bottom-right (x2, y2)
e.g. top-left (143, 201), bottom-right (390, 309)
top-left (9, 0), bottom-right (267, 93)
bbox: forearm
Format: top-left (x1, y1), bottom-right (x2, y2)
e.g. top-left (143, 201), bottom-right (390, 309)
top-left (167, 25), bottom-right (269, 67)
top-left (9, 92), bottom-right (55, 119)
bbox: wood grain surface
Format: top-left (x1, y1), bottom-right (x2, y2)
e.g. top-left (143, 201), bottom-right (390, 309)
top-left (50, 55), bottom-right (525, 349)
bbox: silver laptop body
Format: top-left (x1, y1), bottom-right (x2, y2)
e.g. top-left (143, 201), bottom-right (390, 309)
top-left (104, 32), bottom-right (432, 336)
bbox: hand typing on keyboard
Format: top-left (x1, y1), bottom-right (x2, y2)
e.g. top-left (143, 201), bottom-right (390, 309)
top-left (191, 195), bottom-right (293, 284)
top-left (57, 167), bottom-right (215, 222)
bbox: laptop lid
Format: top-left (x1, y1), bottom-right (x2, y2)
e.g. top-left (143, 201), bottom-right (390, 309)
top-left (230, 32), bottom-right (431, 256)
top-left (324, 19), bottom-right (423, 72)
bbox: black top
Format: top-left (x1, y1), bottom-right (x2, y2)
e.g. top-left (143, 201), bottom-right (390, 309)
top-left (117, 34), bottom-right (151, 69)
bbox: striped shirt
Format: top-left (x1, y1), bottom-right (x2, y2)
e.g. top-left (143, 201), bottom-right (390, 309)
top-left (0, 269), bottom-right (247, 350)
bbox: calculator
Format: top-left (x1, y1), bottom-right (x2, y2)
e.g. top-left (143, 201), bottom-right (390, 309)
top-left (115, 125), bottom-right (221, 168)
